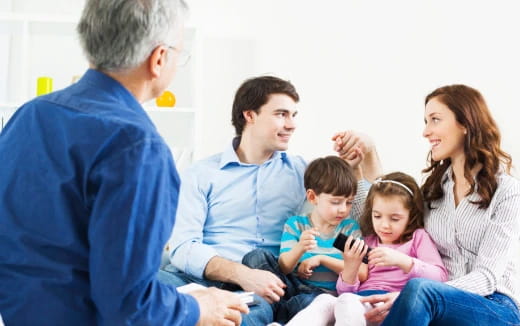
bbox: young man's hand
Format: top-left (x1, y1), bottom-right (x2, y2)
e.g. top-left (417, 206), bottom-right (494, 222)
top-left (238, 269), bottom-right (286, 304)
top-left (331, 130), bottom-right (374, 160)
top-left (190, 287), bottom-right (249, 326)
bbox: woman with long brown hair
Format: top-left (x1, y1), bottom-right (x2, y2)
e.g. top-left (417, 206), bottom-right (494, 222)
top-left (362, 85), bottom-right (520, 325)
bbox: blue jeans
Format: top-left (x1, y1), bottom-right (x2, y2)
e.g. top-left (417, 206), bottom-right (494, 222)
top-left (381, 278), bottom-right (520, 326)
top-left (242, 249), bottom-right (324, 324)
top-left (357, 289), bottom-right (388, 296)
top-left (158, 267), bottom-right (273, 326)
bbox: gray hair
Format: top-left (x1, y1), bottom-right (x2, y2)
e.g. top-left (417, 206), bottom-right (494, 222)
top-left (77, 0), bottom-right (188, 72)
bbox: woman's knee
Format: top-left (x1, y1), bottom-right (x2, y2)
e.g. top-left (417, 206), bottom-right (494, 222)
top-left (400, 278), bottom-right (443, 303)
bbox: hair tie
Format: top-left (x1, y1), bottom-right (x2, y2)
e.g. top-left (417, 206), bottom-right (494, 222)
top-left (374, 178), bottom-right (414, 196)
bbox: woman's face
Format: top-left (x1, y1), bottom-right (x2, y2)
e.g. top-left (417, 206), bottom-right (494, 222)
top-left (423, 97), bottom-right (466, 162)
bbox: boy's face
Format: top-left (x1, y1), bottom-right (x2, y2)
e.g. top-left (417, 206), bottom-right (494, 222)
top-left (371, 194), bottom-right (410, 244)
top-left (308, 190), bottom-right (355, 227)
top-left (244, 93), bottom-right (297, 153)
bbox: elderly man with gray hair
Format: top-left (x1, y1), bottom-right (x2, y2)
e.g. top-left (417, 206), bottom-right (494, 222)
top-left (0, 0), bottom-right (248, 325)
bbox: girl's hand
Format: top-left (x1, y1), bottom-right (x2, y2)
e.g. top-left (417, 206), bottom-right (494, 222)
top-left (368, 247), bottom-right (413, 273)
top-left (297, 228), bottom-right (319, 252)
top-left (342, 236), bottom-right (368, 263)
top-left (297, 256), bottom-right (321, 279)
top-left (341, 236), bottom-right (368, 283)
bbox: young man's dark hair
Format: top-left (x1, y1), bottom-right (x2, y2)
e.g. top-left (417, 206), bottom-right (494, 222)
top-left (304, 156), bottom-right (358, 197)
top-left (231, 76), bottom-right (300, 136)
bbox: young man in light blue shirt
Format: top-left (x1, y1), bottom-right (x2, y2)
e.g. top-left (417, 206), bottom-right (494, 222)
top-left (158, 76), bottom-right (381, 325)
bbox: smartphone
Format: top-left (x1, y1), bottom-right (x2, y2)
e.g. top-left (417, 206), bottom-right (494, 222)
top-left (333, 233), bottom-right (371, 264)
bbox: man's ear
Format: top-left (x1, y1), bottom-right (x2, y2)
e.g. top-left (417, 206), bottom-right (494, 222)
top-left (306, 189), bottom-right (317, 204)
top-left (243, 110), bottom-right (256, 123)
top-left (148, 45), bottom-right (168, 78)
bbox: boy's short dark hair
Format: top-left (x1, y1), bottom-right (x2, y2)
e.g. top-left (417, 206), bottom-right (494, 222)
top-left (304, 156), bottom-right (357, 197)
top-left (231, 76), bottom-right (299, 136)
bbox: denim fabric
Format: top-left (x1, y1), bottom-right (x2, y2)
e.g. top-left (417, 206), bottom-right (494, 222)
top-left (158, 268), bottom-right (273, 326)
top-left (357, 290), bottom-right (388, 296)
top-left (242, 249), bottom-right (324, 324)
top-left (382, 278), bottom-right (520, 326)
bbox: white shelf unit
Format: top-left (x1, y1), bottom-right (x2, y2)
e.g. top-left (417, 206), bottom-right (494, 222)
top-left (0, 4), bottom-right (203, 171)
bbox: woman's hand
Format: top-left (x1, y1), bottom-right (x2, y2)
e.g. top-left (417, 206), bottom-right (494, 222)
top-left (360, 292), bottom-right (400, 323)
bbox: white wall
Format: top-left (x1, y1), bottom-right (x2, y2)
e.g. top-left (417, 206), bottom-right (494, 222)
top-left (189, 0), bottom-right (520, 180)
top-left (6, 0), bottom-right (517, 180)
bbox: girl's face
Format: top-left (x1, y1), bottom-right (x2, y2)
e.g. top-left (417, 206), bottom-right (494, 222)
top-left (371, 194), bottom-right (410, 244)
top-left (423, 97), bottom-right (466, 163)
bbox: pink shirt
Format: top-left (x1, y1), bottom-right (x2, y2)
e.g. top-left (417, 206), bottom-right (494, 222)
top-left (337, 228), bottom-right (448, 294)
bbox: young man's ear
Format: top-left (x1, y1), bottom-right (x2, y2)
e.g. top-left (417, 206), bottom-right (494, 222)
top-left (242, 110), bottom-right (256, 123)
top-left (148, 45), bottom-right (168, 78)
top-left (306, 189), bottom-right (318, 204)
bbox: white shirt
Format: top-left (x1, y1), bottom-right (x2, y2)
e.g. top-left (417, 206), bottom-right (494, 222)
top-left (425, 167), bottom-right (520, 308)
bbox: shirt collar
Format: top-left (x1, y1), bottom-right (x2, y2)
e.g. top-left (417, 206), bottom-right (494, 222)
top-left (78, 69), bottom-right (145, 114)
top-left (219, 137), bottom-right (292, 169)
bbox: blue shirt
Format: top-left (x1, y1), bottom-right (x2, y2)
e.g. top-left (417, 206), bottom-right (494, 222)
top-left (0, 69), bottom-right (199, 326)
top-left (280, 215), bottom-right (362, 291)
top-left (169, 138), bottom-right (307, 278)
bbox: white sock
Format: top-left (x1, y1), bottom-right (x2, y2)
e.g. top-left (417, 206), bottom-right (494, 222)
top-left (334, 293), bottom-right (368, 326)
top-left (286, 293), bottom-right (337, 326)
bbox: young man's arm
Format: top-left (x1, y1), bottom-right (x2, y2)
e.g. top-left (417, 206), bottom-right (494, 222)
top-left (168, 167), bottom-right (220, 279)
top-left (332, 130), bottom-right (382, 182)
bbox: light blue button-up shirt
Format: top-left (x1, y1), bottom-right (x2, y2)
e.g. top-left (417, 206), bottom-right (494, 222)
top-left (169, 138), bottom-right (307, 278)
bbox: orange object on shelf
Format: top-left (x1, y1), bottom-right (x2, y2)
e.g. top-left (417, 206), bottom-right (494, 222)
top-left (156, 90), bottom-right (176, 107)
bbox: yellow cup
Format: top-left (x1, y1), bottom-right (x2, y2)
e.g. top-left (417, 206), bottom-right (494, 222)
top-left (36, 77), bottom-right (53, 96)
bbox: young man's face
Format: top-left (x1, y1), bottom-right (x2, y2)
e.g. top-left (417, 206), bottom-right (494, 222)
top-left (245, 93), bottom-right (298, 153)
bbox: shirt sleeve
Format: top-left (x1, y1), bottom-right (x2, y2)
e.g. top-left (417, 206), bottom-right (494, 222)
top-left (280, 217), bottom-right (301, 254)
top-left (169, 165), bottom-right (219, 279)
top-left (408, 229), bottom-right (448, 282)
top-left (336, 274), bottom-right (360, 294)
top-left (446, 186), bottom-right (520, 295)
top-left (351, 180), bottom-right (370, 222)
top-left (88, 139), bottom-right (199, 326)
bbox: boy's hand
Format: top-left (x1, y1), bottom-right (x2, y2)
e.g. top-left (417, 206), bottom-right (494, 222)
top-left (297, 228), bottom-right (319, 252)
top-left (368, 247), bottom-right (413, 273)
top-left (297, 256), bottom-right (321, 279)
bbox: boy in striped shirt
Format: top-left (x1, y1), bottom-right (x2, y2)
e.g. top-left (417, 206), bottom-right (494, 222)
top-left (279, 156), bottom-right (363, 293)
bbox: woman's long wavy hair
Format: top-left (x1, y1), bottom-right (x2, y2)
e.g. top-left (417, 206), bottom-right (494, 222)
top-left (421, 85), bottom-right (512, 209)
